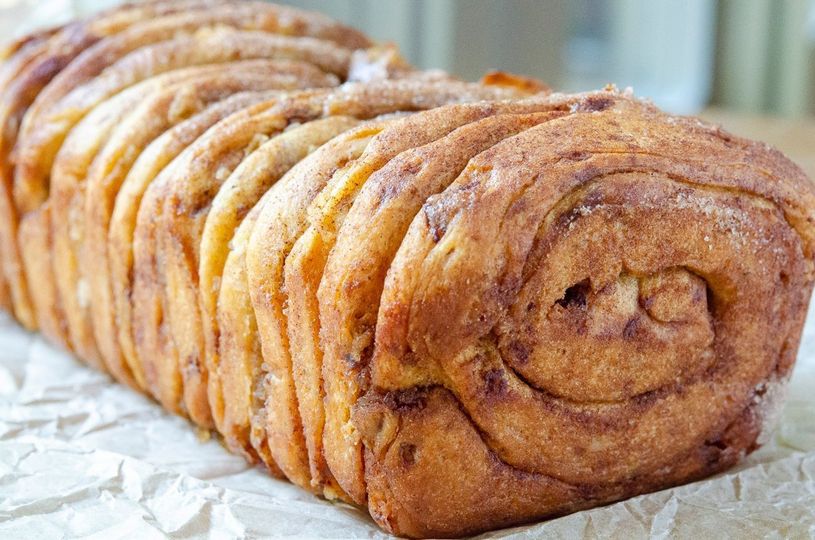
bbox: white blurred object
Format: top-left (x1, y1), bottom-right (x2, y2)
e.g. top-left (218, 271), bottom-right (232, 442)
top-left (0, 0), bottom-right (129, 39)
top-left (564, 0), bottom-right (716, 114)
top-left (72, 0), bottom-right (125, 17)
top-left (0, 0), bottom-right (75, 38)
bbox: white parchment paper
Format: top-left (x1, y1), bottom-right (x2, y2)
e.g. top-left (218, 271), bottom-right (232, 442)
top-left (0, 306), bottom-right (813, 539)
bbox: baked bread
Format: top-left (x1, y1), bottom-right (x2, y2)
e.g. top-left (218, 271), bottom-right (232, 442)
top-left (83, 62), bottom-right (333, 388)
top-left (0, 0), bottom-right (370, 332)
top-left (18, 29), bottom-right (360, 351)
top-left (107, 92), bottom-right (280, 391)
top-left (224, 118), bottom-right (392, 485)
top-left (0, 0), bottom-right (225, 329)
top-left (353, 91), bottom-right (814, 536)
top-left (47, 55), bottom-right (340, 364)
top-left (0, 3), bottom-right (812, 539)
top-left (141, 80), bottom-right (527, 441)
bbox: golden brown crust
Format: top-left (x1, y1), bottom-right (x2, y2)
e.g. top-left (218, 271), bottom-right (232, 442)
top-left (14, 27), bottom-right (356, 216)
top-left (143, 80), bottom-right (528, 474)
top-left (23, 28), bottom-right (353, 369)
top-left (17, 203), bottom-right (67, 346)
top-left (361, 90), bottom-right (815, 536)
top-left (316, 103), bottom-right (572, 503)
top-left (215, 203), bottom-right (286, 477)
top-left (3, 1), bottom-right (370, 334)
top-left (241, 121), bottom-right (385, 492)
top-left (354, 388), bottom-right (583, 537)
top-left (83, 61), bottom-right (333, 389)
top-left (133, 95), bottom-right (299, 420)
top-left (48, 60), bottom-right (333, 370)
top-left (109, 92), bottom-right (279, 391)
top-left (0, 0), bottom-right (223, 329)
top-left (200, 115), bottom-right (361, 436)
top-left (223, 82), bottom-right (530, 495)
top-left (0, 6), bottom-right (811, 535)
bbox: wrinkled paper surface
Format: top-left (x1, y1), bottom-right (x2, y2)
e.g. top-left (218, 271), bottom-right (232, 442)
top-left (0, 307), bottom-right (813, 539)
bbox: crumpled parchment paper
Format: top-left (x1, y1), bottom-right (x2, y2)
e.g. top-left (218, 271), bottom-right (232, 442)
top-left (0, 306), bottom-right (813, 539)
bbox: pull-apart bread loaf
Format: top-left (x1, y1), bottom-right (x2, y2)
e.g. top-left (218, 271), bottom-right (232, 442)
top-left (349, 91), bottom-right (815, 535)
top-left (0, 0), bottom-right (370, 334)
top-left (0, 2), bottom-right (812, 538)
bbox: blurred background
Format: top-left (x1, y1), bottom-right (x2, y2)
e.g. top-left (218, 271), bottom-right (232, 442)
top-left (3, 0), bottom-right (815, 174)
top-left (289, 0), bottom-right (815, 117)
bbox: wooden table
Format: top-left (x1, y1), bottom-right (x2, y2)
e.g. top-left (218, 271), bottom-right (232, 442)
top-left (702, 108), bottom-right (815, 181)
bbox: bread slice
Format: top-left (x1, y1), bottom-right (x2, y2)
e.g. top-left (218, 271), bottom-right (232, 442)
top-left (81, 61), bottom-right (336, 388)
top-left (314, 105), bottom-right (567, 503)
top-left (241, 121), bottom-right (388, 490)
top-left (109, 92), bottom-right (278, 391)
top-left (0, 26), bottom-right (59, 314)
top-left (0, 0), bottom-right (223, 330)
top-left (162, 113), bottom-right (358, 428)
top-left (199, 116), bottom-right (361, 431)
top-left (215, 203), bottom-right (285, 478)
